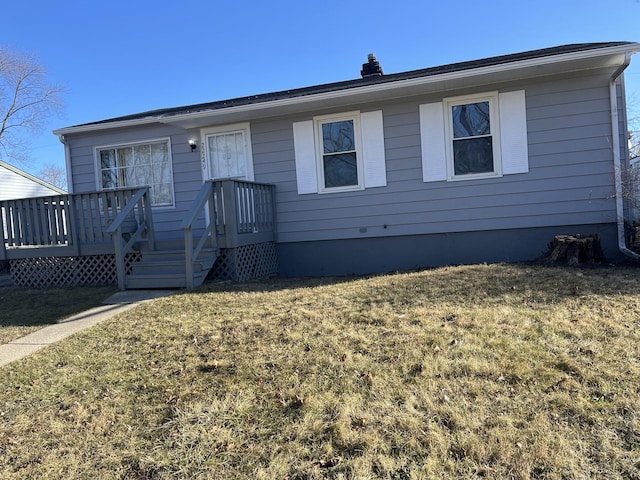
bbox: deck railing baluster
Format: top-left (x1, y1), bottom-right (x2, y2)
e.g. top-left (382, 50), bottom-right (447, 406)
top-left (0, 187), bottom-right (151, 261)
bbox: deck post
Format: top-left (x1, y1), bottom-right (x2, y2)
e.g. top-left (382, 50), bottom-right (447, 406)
top-left (270, 183), bottom-right (277, 241)
top-left (0, 207), bottom-right (6, 261)
top-left (65, 194), bottom-right (80, 256)
top-left (142, 188), bottom-right (155, 251)
top-left (184, 226), bottom-right (194, 289)
top-left (113, 225), bottom-right (125, 290)
top-left (221, 180), bottom-right (239, 247)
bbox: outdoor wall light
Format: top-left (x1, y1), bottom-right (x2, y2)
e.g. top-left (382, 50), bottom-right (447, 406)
top-left (189, 139), bottom-right (197, 152)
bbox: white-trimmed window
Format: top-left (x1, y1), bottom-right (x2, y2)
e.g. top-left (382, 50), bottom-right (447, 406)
top-left (293, 110), bottom-right (386, 194)
top-left (317, 112), bottom-right (363, 192)
top-left (421, 90), bottom-right (528, 183)
top-left (446, 93), bottom-right (500, 179)
top-left (97, 138), bottom-right (174, 206)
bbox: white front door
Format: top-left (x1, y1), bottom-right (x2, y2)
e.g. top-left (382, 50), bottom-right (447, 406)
top-left (201, 123), bottom-right (254, 181)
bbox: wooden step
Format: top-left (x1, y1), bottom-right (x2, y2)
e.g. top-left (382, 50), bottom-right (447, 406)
top-left (124, 247), bottom-right (218, 289)
top-left (130, 260), bottom-right (206, 275)
top-left (139, 248), bottom-right (217, 262)
top-left (125, 272), bottom-right (207, 289)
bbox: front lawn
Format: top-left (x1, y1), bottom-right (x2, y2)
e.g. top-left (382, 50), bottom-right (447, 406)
top-left (0, 286), bottom-right (116, 344)
top-left (1, 264), bottom-right (639, 479)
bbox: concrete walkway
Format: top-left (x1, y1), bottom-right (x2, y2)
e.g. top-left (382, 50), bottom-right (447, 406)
top-left (0, 289), bottom-right (176, 367)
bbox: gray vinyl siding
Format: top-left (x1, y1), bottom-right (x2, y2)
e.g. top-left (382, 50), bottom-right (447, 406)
top-left (258, 72), bottom-right (619, 243)
top-left (65, 70), bottom-right (622, 245)
top-left (68, 124), bottom-right (204, 239)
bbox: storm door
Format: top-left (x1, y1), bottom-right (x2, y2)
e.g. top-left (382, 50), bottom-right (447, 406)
top-left (200, 124), bottom-right (256, 233)
top-left (202, 124), bottom-right (254, 181)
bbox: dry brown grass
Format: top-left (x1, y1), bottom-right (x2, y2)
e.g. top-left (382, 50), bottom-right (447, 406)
top-left (0, 264), bottom-right (639, 479)
top-left (0, 285), bottom-right (116, 344)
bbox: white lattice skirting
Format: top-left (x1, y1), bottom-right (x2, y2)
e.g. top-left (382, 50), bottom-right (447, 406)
top-left (209, 242), bottom-right (278, 281)
top-left (9, 253), bottom-right (141, 288)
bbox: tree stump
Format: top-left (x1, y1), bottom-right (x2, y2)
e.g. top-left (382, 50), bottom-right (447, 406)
top-left (541, 234), bottom-right (604, 266)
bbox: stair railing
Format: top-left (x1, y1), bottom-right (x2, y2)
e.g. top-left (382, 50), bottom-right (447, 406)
top-left (181, 180), bottom-right (217, 289)
top-left (105, 186), bottom-right (155, 290)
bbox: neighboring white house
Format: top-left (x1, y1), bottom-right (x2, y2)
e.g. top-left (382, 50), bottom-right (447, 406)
top-left (0, 159), bottom-right (66, 200)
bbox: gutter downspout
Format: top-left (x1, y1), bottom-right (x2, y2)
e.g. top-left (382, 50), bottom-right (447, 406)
top-left (58, 134), bottom-right (73, 194)
top-left (610, 53), bottom-right (639, 260)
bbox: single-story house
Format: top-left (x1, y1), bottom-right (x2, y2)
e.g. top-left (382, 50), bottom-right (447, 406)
top-left (2, 42), bottom-right (639, 289)
top-left (0, 160), bottom-right (66, 200)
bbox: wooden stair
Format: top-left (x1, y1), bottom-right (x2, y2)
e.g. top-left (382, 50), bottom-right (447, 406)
top-left (125, 247), bottom-right (218, 289)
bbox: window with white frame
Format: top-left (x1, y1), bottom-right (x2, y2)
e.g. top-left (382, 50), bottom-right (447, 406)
top-left (293, 110), bottom-right (387, 194)
top-left (317, 113), bottom-right (362, 191)
top-left (420, 90), bottom-right (528, 183)
top-left (98, 139), bottom-right (174, 206)
top-left (447, 94), bottom-right (499, 178)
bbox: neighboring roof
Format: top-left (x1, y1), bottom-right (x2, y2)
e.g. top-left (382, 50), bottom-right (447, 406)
top-left (0, 159), bottom-right (66, 196)
top-left (55, 42), bottom-right (640, 134)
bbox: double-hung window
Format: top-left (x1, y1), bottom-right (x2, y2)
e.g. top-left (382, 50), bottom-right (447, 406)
top-left (98, 138), bottom-right (174, 206)
top-left (293, 110), bottom-right (386, 194)
top-left (420, 90), bottom-right (528, 183)
top-left (446, 93), bottom-right (499, 179)
top-left (317, 114), bottom-right (362, 192)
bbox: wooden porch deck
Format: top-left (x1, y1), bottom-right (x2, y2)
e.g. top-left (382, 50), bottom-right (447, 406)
top-left (1, 180), bottom-right (277, 289)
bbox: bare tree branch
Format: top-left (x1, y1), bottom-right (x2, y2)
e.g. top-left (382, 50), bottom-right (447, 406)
top-left (38, 162), bottom-right (67, 190)
top-left (0, 46), bottom-right (64, 165)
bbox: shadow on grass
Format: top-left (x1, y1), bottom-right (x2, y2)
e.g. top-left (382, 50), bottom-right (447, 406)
top-left (0, 286), bottom-right (117, 328)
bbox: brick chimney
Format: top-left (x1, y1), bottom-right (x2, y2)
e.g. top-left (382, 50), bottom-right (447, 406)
top-left (361, 53), bottom-right (383, 78)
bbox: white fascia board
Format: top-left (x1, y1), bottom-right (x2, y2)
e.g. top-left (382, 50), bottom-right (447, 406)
top-left (53, 43), bottom-right (640, 136)
top-left (53, 117), bottom-right (163, 136)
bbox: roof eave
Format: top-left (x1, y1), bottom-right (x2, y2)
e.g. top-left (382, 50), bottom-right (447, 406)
top-left (53, 42), bottom-right (640, 135)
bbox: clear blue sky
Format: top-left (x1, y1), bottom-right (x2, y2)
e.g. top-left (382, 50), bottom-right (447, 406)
top-left (3, 0), bottom-right (640, 178)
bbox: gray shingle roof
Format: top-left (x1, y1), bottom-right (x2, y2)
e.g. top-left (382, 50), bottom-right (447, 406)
top-left (69, 42), bottom-right (636, 128)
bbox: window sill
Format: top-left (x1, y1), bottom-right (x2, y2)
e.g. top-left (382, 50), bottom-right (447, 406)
top-left (318, 185), bottom-right (365, 194)
top-left (446, 172), bottom-right (503, 182)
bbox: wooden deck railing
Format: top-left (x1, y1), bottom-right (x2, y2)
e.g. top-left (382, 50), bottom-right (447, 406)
top-left (181, 180), bottom-right (218, 289)
top-left (180, 179), bottom-right (276, 287)
top-left (2, 181), bottom-right (275, 287)
top-left (214, 179), bottom-right (276, 248)
top-left (1, 187), bottom-right (153, 261)
top-left (105, 187), bottom-right (155, 290)
top-left (1, 194), bottom-right (76, 259)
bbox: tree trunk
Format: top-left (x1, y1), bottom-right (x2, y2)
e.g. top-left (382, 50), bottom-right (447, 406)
top-left (541, 234), bottom-right (604, 266)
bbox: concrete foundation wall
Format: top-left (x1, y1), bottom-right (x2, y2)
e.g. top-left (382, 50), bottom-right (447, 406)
top-left (276, 224), bottom-right (619, 277)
